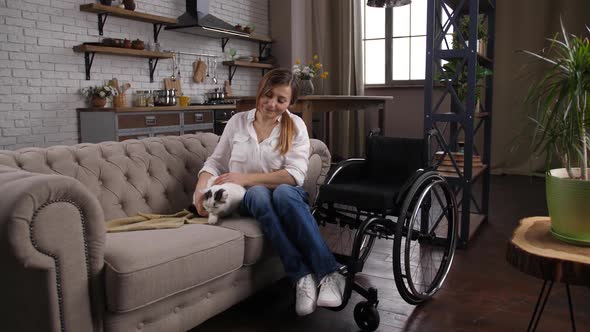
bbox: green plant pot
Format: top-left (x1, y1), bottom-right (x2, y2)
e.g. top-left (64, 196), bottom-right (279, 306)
top-left (546, 168), bottom-right (590, 246)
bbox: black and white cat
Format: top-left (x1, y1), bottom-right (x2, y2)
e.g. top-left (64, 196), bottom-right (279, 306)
top-left (195, 177), bottom-right (246, 225)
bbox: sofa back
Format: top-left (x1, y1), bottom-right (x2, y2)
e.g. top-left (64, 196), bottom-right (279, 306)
top-left (0, 134), bottom-right (331, 221)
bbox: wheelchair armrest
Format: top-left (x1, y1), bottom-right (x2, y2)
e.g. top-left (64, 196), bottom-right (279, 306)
top-left (395, 168), bottom-right (427, 205)
top-left (325, 158), bottom-right (366, 185)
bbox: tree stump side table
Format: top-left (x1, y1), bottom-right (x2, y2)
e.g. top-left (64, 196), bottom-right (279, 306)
top-left (507, 216), bottom-right (590, 332)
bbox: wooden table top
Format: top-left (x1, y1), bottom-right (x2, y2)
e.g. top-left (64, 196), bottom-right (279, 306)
top-left (506, 216), bottom-right (590, 285)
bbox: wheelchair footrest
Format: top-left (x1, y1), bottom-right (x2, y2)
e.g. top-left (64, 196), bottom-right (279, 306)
top-left (353, 274), bottom-right (379, 305)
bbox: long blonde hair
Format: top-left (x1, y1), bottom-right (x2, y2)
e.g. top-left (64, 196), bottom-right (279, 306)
top-left (255, 68), bottom-right (301, 155)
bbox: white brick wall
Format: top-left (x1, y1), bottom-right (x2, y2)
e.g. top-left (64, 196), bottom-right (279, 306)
top-left (0, 0), bottom-right (270, 149)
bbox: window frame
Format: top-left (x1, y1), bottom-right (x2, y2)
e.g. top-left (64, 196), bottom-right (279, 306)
top-left (362, 2), bottom-right (428, 87)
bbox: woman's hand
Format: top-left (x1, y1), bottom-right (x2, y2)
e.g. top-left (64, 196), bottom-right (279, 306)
top-left (193, 185), bottom-right (209, 217)
top-left (214, 172), bottom-right (250, 186)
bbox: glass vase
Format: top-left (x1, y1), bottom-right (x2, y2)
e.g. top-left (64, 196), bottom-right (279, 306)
top-left (300, 79), bottom-right (314, 96)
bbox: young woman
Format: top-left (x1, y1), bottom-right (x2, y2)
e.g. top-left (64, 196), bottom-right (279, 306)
top-left (194, 68), bottom-right (344, 316)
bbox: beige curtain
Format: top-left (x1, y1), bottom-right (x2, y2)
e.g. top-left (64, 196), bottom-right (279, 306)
top-left (492, 0), bottom-right (590, 175)
top-left (303, 0), bottom-right (365, 160)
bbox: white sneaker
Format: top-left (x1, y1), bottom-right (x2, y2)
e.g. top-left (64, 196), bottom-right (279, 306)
top-left (295, 274), bottom-right (317, 316)
top-left (317, 271), bottom-right (345, 307)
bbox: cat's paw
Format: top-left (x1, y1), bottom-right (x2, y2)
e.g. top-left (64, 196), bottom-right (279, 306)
top-left (208, 214), bottom-right (219, 225)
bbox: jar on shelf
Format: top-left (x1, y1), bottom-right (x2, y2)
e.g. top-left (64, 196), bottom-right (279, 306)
top-left (134, 90), bottom-right (148, 107)
top-left (145, 90), bottom-right (154, 107)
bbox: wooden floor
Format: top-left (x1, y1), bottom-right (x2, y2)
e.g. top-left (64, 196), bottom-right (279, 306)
top-left (193, 175), bottom-right (590, 332)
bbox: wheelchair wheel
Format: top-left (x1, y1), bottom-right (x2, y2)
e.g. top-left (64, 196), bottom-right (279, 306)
top-left (393, 171), bottom-right (458, 305)
top-left (354, 301), bottom-right (380, 332)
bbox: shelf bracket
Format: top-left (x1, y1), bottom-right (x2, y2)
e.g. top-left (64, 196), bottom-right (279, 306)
top-left (228, 65), bottom-right (238, 84)
top-left (153, 23), bottom-right (164, 44)
top-left (97, 13), bottom-right (108, 36)
top-left (149, 58), bottom-right (159, 83)
top-left (84, 52), bottom-right (95, 80)
top-left (221, 38), bottom-right (230, 52)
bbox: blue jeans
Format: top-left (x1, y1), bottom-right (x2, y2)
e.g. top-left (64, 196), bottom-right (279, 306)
top-left (240, 184), bottom-right (341, 282)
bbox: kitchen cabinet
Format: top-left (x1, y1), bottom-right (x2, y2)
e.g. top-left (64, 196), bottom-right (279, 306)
top-left (76, 105), bottom-right (234, 143)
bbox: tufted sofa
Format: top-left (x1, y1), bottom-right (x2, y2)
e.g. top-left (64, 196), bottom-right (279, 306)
top-left (0, 133), bottom-right (332, 332)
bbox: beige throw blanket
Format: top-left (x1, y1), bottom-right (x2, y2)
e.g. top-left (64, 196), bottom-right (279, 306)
top-left (106, 209), bottom-right (209, 232)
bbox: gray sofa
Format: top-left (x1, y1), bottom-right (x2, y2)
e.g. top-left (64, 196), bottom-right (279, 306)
top-left (0, 133), bottom-right (331, 332)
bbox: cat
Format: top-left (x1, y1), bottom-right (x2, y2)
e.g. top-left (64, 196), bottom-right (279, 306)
top-left (194, 176), bottom-right (246, 225)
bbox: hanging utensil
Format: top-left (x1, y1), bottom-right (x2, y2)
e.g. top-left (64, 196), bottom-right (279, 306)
top-left (214, 56), bottom-right (219, 84)
top-left (176, 52), bottom-right (181, 80)
top-left (171, 52), bottom-right (176, 80)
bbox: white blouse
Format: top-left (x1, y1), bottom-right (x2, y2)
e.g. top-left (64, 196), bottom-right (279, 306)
top-left (199, 108), bottom-right (310, 186)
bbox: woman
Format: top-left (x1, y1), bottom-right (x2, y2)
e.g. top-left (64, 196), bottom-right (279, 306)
top-left (194, 68), bottom-right (344, 316)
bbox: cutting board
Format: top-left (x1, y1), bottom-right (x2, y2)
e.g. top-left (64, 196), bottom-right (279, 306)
top-left (164, 77), bottom-right (182, 95)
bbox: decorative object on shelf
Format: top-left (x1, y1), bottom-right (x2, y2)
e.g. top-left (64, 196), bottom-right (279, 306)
top-left (81, 84), bottom-right (118, 108)
top-left (123, 0), bottom-right (136, 11)
top-left (100, 0), bottom-right (113, 6)
top-left (123, 38), bottom-right (131, 48)
top-left (292, 54), bottom-right (329, 95)
top-left (131, 39), bottom-right (144, 50)
top-left (223, 80), bottom-right (233, 96)
top-left (367, 0), bottom-right (411, 8)
top-left (300, 79), bottom-right (314, 96)
top-left (522, 20), bottom-right (590, 245)
top-left (235, 24), bottom-right (243, 32)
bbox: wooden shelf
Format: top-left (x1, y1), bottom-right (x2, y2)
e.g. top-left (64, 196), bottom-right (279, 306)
top-left (79, 3), bottom-right (177, 25)
top-left (222, 61), bottom-right (274, 69)
top-left (73, 44), bottom-right (173, 82)
top-left (436, 164), bottom-right (488, 181)
top-left (73, 44), bottom-right (173, 59)
top-left (222, 61), bottom-right (275, 84)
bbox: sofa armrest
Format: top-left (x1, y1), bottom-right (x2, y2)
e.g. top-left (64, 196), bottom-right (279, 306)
top-left (304, 139), bottom-right (332, 203)
top-left (0, 165), bottom-right (106, 332)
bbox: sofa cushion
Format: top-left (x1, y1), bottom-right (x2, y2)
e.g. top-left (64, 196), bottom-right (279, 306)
top-left (104, 224), bottom-right (244, 313)
top-left (216, 216), bottom-right (268, 265)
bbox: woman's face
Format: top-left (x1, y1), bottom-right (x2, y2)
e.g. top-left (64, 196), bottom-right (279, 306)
top-left (258, 84), bottom-right (292, 119)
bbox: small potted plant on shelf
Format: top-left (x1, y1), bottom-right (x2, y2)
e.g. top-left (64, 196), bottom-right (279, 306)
top-left (522, 20), bottom-right (590, 245)
top-left (80, 84), bottom-right (118, 108)
top-left (440, 15), bottom-right (492, 112)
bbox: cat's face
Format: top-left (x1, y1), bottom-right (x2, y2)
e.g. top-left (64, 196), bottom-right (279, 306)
top-left (202, 187), bottom-right (228, 214)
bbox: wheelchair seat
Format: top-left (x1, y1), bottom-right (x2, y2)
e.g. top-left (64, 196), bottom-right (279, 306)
top-left (317, 136), bottom-right (427, 214)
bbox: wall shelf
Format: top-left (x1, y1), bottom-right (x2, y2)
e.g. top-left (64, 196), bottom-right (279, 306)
top-left (222, 61), bottom-right (275, 84)
top-left (80, 3), bottom-right (177, 43)
top-left (73, 44), bottom-right (173, 82)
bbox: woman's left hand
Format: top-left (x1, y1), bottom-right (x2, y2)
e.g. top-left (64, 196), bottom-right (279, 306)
top-left (214, 172), bottom-right (250, 186)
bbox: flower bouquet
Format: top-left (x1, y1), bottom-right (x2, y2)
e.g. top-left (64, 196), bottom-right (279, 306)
top-left (292, 55), bottom-right (329, 95)
top-left (80, 84), bottom-right (118, 107)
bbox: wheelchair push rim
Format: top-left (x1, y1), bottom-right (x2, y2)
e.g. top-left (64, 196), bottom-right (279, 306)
top-left (393, 172), bottom-right (458, 304)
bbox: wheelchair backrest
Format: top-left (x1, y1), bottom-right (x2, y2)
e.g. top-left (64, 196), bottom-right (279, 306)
top-left (365, 136), bottom-right (427, 182)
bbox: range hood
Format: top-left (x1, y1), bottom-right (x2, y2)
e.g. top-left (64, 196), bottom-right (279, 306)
top-left (165, 0), bottom-right (249, 38)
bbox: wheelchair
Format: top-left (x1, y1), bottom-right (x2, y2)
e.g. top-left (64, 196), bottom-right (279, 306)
top-left (312, 130), bottom-right (458, 332)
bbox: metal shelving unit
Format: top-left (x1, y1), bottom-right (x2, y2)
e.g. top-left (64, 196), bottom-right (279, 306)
top-left (424, 0), bottom-right (496, 248)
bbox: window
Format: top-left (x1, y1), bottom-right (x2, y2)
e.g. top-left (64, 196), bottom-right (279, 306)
top-left (361, 0), bottom-right (453, 85)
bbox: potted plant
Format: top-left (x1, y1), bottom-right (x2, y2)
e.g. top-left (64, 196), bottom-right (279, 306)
top-left (440, 15), bottom-right (492, 112)
top-left (523, 20), bottom-right (590, 245)
top-left (81, 84), bottom-right (118, 108)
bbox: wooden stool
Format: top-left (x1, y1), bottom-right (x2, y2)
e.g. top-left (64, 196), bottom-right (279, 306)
top-left (507, 217), bottom-right (590, 332)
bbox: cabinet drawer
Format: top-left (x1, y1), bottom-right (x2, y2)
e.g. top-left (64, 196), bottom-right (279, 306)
top-left (117, 113), bottom-right (180, 129)
top-left (184, 111), bottom-right (213, 125)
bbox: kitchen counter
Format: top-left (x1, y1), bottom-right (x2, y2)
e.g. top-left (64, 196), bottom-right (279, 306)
top-left (76, 104), bottom-right (236, 113)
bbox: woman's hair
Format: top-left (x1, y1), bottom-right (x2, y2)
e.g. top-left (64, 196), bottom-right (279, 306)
top-left (255, 68), bottom-right (302, 155)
